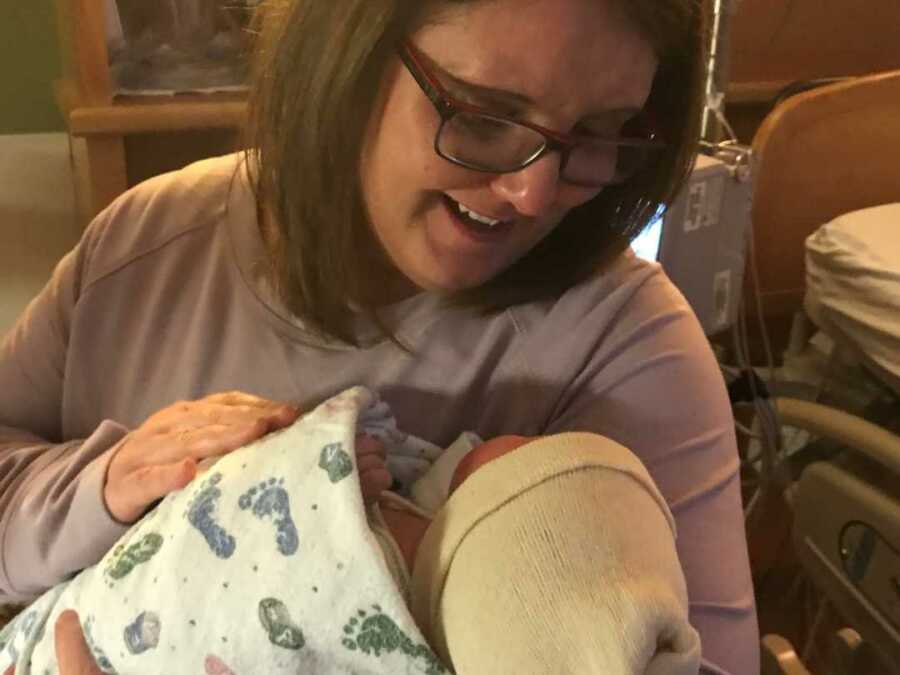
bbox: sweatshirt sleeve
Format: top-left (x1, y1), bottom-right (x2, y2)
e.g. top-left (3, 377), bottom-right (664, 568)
top-left (0, 221), bottom-right (131, 604)
top-left (541, 269), bottom-right (759, 675)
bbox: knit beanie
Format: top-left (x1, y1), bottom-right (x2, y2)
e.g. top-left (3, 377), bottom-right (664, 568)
top-left (410, 432), bottom-right (701, 674)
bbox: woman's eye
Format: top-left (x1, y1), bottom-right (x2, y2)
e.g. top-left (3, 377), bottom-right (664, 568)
top-left (579, 120), bottom-right (627, 139)
top-left (580, 110), bottom-right (651, 139)
top-left (457, 114), bottom-right (509, 138)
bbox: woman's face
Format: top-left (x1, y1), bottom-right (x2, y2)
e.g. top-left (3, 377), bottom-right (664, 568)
top-left (359, 0), bottom-right (658, 299)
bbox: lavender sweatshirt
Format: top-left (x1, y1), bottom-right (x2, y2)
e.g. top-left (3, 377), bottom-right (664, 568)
top-left (0, 154), bottom-right (757, 674)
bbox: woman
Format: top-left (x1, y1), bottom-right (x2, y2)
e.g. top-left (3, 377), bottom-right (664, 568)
top-left (0, 0), bottom-right (758, 672)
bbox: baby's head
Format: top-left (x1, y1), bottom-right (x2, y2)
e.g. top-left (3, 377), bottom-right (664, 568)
top-left (409, 434), bottom-right (702, 675)
top-left (379, 435), bottom-right (536, 572)
top-left (448, 435), bottom-right (534, 495)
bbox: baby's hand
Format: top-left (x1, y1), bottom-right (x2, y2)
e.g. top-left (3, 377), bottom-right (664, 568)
top-left (356, 434), bottom-right (393, 504)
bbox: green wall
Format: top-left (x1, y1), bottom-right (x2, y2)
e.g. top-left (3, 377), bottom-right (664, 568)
top-left (1, 3), bottom-right (65, 133)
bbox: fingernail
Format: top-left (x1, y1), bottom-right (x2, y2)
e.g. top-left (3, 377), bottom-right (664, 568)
top-left (58, 609), bottom-right (80, 623)
top-left (182, 458), bottom-right (198, 482)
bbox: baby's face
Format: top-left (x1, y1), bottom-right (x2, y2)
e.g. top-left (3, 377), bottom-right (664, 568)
top-left (380, 435), bottom-right (535, 572)
top-left (448, 435), bottom-right (534, 495)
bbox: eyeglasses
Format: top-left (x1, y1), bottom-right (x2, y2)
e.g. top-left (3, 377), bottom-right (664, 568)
top-left (397, 41), bottom-right (665, 188)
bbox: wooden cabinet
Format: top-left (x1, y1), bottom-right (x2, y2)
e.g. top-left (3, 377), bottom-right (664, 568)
top-left (56, 0), bottom-right (248, 223)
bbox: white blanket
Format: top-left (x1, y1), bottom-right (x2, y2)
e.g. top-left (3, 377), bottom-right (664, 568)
top-left (805, 202), bottom-right (900, 394)
top-left (0, 387), bottom-right (452, 675)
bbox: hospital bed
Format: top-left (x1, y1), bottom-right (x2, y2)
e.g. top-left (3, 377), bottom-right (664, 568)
top-left (749, 70), bottom-right (900, 673)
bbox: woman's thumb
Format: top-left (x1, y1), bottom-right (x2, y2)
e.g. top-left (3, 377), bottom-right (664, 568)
top-left (109, 458), bottom-right (197, 523)
top-left (54, 610), bottom-right (103, 675)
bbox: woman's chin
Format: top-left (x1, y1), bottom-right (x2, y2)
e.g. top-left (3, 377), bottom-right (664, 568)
top-left (405, 264), bottom-right (500, 295)
top-left (412, 238), bottom-right (514, 293)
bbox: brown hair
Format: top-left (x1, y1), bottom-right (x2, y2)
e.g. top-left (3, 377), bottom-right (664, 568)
top-left (246, 0), bottom-right (708, 344)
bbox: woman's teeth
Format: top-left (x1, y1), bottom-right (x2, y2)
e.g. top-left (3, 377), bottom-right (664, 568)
top-left (450, 198), bottom-right (503, 228)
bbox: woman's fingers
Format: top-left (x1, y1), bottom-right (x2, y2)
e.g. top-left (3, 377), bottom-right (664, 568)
top-left (148, 402), bottom-right (298, 435)
top-left (54, 610), bottom-right (103, 675)
top-left (204, 393), bottom-right (299, 426)
top-left (103, 393), bottom-right (300, 524)
top-left (148, 421), bottom-right (268, 465)
top-left (205, 391), bottom-right (279, 407)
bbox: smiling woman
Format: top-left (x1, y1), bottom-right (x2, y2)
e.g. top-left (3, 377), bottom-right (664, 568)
top-left (248, 0), bottom-right (706, 341)
top-left (1, 1), bottom-right (758, 674)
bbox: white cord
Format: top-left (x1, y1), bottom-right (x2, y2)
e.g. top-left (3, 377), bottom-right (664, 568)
top-left (706, 91), bottom-right (740, 143)
top-left (747, 216), bottom-right (784, 432)
top-left (802, 596), bottom-right (830, 665)
top-left (735, 420), bottom-right (764, 440)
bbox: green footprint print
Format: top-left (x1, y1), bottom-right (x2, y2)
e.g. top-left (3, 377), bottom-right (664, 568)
top-left (104, 533), bottom-right (164, 583)
top-left (342, 605), bottom-right (445, 674)
top-left (258, 598), bottom-right (305, 650)
top-left (318, 442), bottom-right (353, 484)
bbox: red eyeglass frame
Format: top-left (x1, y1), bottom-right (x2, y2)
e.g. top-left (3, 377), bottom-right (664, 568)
top-left (397, 40), bottom-right (665, 184)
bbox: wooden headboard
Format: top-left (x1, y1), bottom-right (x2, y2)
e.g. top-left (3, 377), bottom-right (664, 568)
top-left (749, 70), bottom-right (900, 326)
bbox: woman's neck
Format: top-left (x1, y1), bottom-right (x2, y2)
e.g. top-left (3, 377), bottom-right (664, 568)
top-left (257, 203), bottom-right (424, 308)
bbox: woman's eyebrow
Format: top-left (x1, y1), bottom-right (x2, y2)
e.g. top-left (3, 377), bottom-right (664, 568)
top-left (432, 61), bottom-right (533, 108)
top-left (432, 61), bottom-right (642, 122)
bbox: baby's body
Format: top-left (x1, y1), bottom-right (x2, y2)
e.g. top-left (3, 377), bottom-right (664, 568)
top-left (1, 388), bottom-right (699, 675)
top-left (0, 385), bottom-right (542, 675)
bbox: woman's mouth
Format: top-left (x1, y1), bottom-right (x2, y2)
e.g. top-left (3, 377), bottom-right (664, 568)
top-left (442, 195), bottom-right (515, 240)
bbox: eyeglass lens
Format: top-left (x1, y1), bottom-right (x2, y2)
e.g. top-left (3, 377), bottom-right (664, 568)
top-left (438, 111), bottom-right (660, 186)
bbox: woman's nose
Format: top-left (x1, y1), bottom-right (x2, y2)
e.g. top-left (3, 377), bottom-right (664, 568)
top-left (489, 153), bottom-right (562, 218)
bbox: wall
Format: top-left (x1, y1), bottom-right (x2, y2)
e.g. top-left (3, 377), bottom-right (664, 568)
top-left (728, 0), bottom-right (900, 86)
top-left (725, 0), bottom-right (900, 143)
top-left (0, 3), bottom-right (65, 133)
top-left (0, 6), bottom-right (73, 334)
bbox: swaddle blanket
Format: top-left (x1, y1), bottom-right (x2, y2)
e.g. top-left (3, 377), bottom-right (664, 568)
top-left (0, 386), bottom-right (452, 675)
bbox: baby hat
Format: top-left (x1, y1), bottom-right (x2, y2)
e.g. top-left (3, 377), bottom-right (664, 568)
top-left (409, 432), bottom-right (701, 675)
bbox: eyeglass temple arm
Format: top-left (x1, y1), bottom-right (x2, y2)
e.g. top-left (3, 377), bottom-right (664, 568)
top-left (397, 44), bottom-right (455, 119)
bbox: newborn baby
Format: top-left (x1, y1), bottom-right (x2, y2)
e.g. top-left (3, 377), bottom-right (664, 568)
top-left (0, 388), bottom-right (700, 675)
top-left (374, 434), bottom-right (532, 574)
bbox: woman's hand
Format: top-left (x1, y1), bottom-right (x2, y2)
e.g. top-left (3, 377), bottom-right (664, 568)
top-left (53, 610), bottom-right (103, 675)
top-left (105, 391), bottom-right (300, 523)
top-left (2, 610), bottom-right (102, 675)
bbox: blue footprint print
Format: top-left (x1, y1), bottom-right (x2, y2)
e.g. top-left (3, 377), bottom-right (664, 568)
top-left (238, 477), bottom-right (299, 556)
top-left (184, 472), bottom-right (236, 559)
top-left (124, 611), bottom-right (162, 655)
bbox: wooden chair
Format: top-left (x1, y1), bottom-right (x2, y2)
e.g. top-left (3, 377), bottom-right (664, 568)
top-left (747, 69), bottom-right (900, 349)
top-left (55, 0), bottom-right (248, 222)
